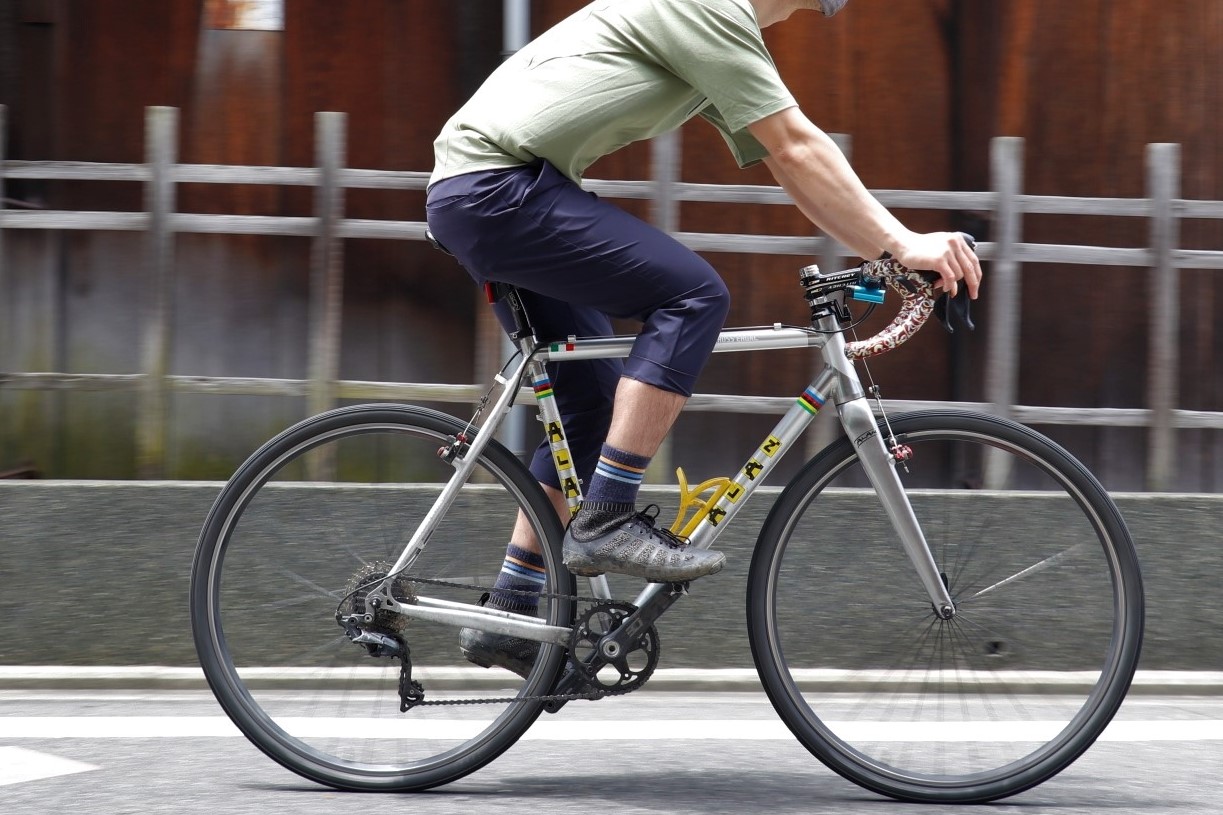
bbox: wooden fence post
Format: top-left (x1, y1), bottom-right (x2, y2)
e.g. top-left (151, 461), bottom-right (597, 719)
top-left (649, 130), bottom-right (682, 478)
top-left (984, 137), bottom-right (1024, 488)
top-left (1147, 143), bottom-right (1181, 491)
top-left (651, 130), bottom-right (680, 235)
top-left (305, 112), bottom-right (346, 480)
top-left (307, 112), bottom-right (346, 418)
top-left (804, 134), bottom-right (853, 461)
top-left (0, 104), bottom-right (8, 374)
top-left (136, 106), bottom-right (177, 479)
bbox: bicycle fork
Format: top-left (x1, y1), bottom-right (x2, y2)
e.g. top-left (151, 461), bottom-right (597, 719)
top-left (831, 382), bottom-right (957, 619)
top-left (839, 397), bottom-right (956, 618)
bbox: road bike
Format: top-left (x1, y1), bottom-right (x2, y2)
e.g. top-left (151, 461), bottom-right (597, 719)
top-left (190, 245), bottom-right (1144, 803)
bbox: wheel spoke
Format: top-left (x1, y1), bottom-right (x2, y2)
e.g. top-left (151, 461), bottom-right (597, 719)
top-left (965, 543), bottom-right (1089, 601)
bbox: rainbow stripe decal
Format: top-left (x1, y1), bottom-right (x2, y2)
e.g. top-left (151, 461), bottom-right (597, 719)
top-left (533, 376), bottom-right (555, 400)
top-left (798, 386), bottom-right (826, 415)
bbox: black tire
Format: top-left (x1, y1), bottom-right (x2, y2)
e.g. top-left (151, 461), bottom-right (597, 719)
top-left (190, 403), bottom-right (572, 791)
top-left (747, 410), bottom-right (1144, 803)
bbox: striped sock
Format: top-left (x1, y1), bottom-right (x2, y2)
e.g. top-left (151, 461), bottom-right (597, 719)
top-left (488, 544), bottom-right (547, 614)
top-left (586, 444), bottom-right (651, 507)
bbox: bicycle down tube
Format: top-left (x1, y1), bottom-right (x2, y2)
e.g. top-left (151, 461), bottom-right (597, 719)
top-left (546, 320), bottom-right (955, 619)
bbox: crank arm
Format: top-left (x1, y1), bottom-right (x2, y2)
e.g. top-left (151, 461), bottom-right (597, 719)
top-left (595, 582), bottom-right (686, 664)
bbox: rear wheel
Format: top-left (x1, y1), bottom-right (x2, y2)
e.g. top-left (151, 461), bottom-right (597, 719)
top-left (748, 410), bottom-right (1144, 803)
top-left (190, 403), bottom-right (572, 791)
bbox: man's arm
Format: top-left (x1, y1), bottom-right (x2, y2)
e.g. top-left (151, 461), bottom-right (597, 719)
top-left (749, 106), bottom-right (981, 298)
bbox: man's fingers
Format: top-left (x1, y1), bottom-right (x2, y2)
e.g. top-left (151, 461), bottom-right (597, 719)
top-left (896, 232), bottom-right (982, 300)
top-left (958, 241), bottom-right (982, 299)
top-left (949, 236), bottom-right (982, 299)
top-left (940, 269), bottom-right (959, 299)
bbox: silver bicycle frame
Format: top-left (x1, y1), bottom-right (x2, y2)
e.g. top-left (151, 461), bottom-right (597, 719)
top-left (369, 307), bottom-right (956, 640)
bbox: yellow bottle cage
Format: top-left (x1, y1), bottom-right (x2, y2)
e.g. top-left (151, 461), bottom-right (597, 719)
top-left (669, 467), bottom-right (735, 538)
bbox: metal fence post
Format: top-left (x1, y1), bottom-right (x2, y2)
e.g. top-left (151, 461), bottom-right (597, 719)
top-left (136, 106), bottom-right (178, 479)
top-left (1147, 143), bottom-right (1181, 491)
top-left (305, 112), bottom-right (346, 479)
top-left (984, 137), bottom-right (1024, 488)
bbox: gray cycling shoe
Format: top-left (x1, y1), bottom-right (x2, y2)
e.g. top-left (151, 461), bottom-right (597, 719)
top-left (562, 505), bottom-right (726, 582)
top-left (459, 627), bottom-right (538, 679)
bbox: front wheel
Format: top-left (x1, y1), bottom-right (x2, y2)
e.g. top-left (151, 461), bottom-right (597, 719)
top-left (190, 404), bottom-right (573, 792)
top-left (747, 410), bottom-right (1144, 803)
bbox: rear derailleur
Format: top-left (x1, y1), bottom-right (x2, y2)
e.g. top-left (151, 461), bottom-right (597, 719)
top-left (336, 561), bottom-right (423, 711)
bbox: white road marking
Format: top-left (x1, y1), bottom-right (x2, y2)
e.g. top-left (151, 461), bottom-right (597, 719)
top-left (0, 747), bottom-right (99, 787)
top-left (2, 718), bottom-right (1221, 741)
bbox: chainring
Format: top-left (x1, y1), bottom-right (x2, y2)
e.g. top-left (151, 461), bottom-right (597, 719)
top-left (339, 561), bottom-right (417, 637)
top-left (568, 600), bottom-right (660, 694)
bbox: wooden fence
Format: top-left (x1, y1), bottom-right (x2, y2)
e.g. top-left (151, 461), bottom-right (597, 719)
top-left (2, 106), bottom-right (1223, 488)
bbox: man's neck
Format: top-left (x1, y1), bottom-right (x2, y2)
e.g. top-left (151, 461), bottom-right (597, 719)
top-left (749, 0), bottom-right (808, 29)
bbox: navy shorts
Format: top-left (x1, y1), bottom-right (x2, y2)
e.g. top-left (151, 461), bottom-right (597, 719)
top-left (425, 161), bottom-right (730, 489)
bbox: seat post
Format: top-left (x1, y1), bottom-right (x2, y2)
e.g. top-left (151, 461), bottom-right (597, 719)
top-left (484, 281), bottom-right (534, 343)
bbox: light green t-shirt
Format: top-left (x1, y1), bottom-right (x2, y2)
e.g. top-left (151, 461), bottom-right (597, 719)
top-left (430, 0), bottom-right (798, 186)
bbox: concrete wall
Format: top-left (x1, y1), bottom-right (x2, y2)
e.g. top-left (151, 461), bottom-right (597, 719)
top-left (0, 482), bottom-right (1218, 673)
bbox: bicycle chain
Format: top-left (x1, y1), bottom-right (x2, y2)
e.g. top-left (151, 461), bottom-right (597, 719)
top-left (388, 574), bottom-right (633, 708)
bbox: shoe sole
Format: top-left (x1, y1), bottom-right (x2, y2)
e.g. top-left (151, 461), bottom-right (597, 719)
top-left (564, 553), bottom-right (726, 582)
top-left (459, 643), bottom-right (534, 680)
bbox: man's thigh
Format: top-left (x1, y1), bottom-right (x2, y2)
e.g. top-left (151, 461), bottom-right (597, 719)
top-left (431, 161), bottom-right (717, 322)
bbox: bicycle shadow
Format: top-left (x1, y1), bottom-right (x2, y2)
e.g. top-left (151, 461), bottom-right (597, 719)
top-left (256, 767), bottom-right (1169, 813)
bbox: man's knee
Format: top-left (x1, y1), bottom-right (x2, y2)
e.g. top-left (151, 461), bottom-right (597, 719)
top-left (703, 275), bottom-right (732, 323)
top-left (684, 273), bottom-right (731, 339)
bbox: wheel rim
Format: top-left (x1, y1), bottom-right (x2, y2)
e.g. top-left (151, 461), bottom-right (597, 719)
top-left (759, 419), bottom-right (1140, 797)
top-left (194, 411), bottom-right (566, 787)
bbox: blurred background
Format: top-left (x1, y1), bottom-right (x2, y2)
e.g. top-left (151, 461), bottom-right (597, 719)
top-left (0, 0), bottom-right (1220, 490)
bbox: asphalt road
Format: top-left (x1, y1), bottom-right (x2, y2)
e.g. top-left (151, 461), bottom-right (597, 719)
top-left (2, 689), bottom-right (1221, 815)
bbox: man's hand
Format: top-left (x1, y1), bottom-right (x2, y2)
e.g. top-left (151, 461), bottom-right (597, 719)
top-left (891, 232), bottom-right (982, 299)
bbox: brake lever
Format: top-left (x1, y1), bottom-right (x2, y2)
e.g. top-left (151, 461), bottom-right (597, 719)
top-left (933, 287), bottom-right (975, 334)
top-left (936, 232), bottom-right (978, 333)
top-left (878, 231), bottom-right (978, 333)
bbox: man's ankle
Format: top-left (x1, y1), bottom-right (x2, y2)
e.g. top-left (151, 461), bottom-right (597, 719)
top-left (568, 501), bottom-right (635, 541)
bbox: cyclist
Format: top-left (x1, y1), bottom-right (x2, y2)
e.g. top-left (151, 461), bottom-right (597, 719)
top-left (426, 0), bottom-right (982, 676)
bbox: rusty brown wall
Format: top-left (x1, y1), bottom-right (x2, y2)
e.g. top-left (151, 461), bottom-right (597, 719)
top-left (1, 0), bottom-right (1221, 484)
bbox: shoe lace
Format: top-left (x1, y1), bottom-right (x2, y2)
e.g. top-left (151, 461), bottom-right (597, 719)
top-left (634, 504), bottom-right (691, 550)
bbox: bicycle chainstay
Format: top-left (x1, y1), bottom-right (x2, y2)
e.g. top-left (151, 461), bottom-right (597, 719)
top-left (388, 575), bottom-right (649, 709)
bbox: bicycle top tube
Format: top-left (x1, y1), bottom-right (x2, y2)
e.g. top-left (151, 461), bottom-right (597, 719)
top-left (428, 226), bottom-right (954, 365)
top-left (543, 325), bottom-right (823, 361)
top-left (540, 257), bottom-right (943, 364)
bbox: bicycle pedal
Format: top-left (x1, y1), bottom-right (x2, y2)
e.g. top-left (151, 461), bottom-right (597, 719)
top-left (543, 667), bottom-right (583, 714)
